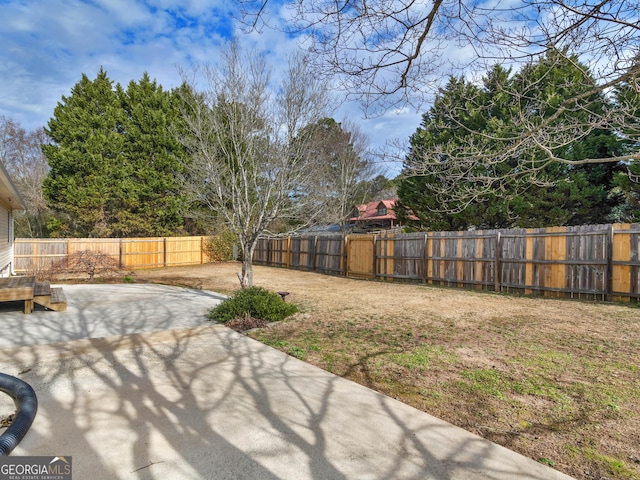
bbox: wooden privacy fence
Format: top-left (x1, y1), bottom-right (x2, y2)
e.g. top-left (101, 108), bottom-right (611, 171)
top-left (14, 236), bottom-right (209, 272)
top-left (253, 223), bottom-right (640, 302)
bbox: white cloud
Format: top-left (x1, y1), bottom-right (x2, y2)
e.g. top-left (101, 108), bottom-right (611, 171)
top-left (0, 0), bottom-right (421, 167)
top-left (0, 0), bottom-right (232, 128)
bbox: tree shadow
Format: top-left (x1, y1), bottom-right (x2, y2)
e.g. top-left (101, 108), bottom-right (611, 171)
top-left (0, 285), bottom-right (569, 479)
top-left (0, 284), bottom-right (225, 349)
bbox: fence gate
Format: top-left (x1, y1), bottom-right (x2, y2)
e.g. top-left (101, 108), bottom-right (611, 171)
top-left (346, 235), bottom-right (375, 279)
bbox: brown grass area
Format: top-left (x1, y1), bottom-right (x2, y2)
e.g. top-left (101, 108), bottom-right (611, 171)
top-left (134, 262), bottom-right (640, 480)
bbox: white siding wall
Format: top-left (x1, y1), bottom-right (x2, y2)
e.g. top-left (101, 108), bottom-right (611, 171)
top-left (0, 203), bottom-right (12, 276)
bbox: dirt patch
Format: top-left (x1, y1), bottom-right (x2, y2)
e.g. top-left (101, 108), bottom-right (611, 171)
top-left (133, 262), bottom-right (640, 480)
top-left (225, 315), bottom-right (270, 333)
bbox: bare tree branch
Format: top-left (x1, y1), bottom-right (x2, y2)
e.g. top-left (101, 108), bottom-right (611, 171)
top-left (0, 116), bottom-right (50, 237)
top-left (237, 0), bottom-right (640, 181)
top-left (177, 43), bottom-right (332, 287)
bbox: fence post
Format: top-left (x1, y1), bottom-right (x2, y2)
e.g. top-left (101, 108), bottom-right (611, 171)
top-left (422, 233), bottom-right (428, 283)
top-left (606, 224), bottom-right (614, 302)
top-left (119, 238), bottom-right (123, 269)
top-left (285, 236), bottom-right (290, 268)
top-left (163, 237), bottom-right (167, 267)
top-left (312, 236), bottom-right (318, 271)
top-left (494, 231), bottom-right (502, 292)
top-left (372, 234), bottom-right (378, 280)
top-left (342, 235), bottom-right (348, 277)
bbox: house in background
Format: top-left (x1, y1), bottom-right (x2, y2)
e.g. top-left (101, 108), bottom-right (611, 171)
top-left (0, 162), bottom-right (25, 277)
top-left (349, 198), bottom-right (414, 232)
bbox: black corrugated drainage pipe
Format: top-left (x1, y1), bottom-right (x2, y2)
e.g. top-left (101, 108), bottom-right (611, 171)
top-left (0, 373), bottom-right (38, 456)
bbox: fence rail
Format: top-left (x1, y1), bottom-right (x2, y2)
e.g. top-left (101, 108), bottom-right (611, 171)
top-left (14, 236), bottom-right (209, 272)
top-left (253, 223), bottom-right (640, 302)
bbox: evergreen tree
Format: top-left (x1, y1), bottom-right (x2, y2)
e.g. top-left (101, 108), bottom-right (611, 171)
top-left (609, 77), bottom-right (640, 222)
top-left (116, 73), bottom-right (188, 236)
top-left (43, 69), bottom-right (189, 237)
top-left (397, 70), bottom-right (520, 230)
top-left (397, 55), bottom-right (625, 230)
top-left (43, 68), bottom-right (124, 237)
top-left (512, 53), bottom-right (625, 226)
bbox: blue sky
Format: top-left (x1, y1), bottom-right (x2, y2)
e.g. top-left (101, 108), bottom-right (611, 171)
top-left (0, 0), bottom-right (421, 167)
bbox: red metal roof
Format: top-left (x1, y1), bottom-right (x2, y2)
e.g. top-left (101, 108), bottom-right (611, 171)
top-left (350, 199), bottom-right (400, 222)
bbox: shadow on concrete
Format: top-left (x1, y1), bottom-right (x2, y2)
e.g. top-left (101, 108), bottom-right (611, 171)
top-left (0, 285), bottom-right (572, 479)
top-left (0, 284), bottom-right (225, 349)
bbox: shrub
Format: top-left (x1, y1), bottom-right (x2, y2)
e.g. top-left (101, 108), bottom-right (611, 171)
top-left (208, 287), bottom-right (297, 323)
top-left (204, 229), bottom-right (237, 262)
top-left (24, 260), bottom-right (56, 282)
top-left (59, 250), bottom-right (121, 280)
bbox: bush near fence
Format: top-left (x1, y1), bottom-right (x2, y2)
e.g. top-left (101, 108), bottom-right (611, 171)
top-left (253, 223), bottom-right (640, 302)
top-left (14, 236), bottom-right (211, 273)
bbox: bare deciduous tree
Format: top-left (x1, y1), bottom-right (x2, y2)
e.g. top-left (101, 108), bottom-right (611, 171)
top-left (400, 53), bottom-right (638, 213)
top-left (296, 117), bottom-right (377, 229)
top-left (0, 116), bottom-right (50, 237)
top-left (239, 0), bottom-right (638, 111)
top-left (178, 42), bottom-right (330, 287)
top-left (238, 0), bottom-right (640, 206)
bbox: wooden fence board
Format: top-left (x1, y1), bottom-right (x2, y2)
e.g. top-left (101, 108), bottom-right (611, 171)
top-left (346, 235), bottom-right (375, 279)
top-left (612, 224), bottom-right (631, 301)
top-left (316, 236), bottom-right (344, 275)
top-left (632, 227), bottom-right (640, 299)
top-left (392, 233), bottom-right (425, 281)
top-left (457, 234), bottom-right (464, 288)
top-left (14, 236), bottom-right (209, 272)
top-left (564, 225), bottom-right (608, 300)
top-left (17, 223), bottom-right (640, 301)
top-left (475, 236), bottom-right (484, 289)
top-left (290, 236), bottom-right (316, 270)
top-left (265, 237), bottom-right (289, 268)
top-left (444, 232), bottom-right (457, 285)
top-left (122, 238), bottom-right (163, 269)
top-left (376, 233), bottom-right (395, 281)
top-left (501, 229), bottom-right (527, 293)
top-left (252, 223), bottom-right (640, 301)
top-left (14, 239), bottom-right (68, 272)
top-left (551, 226), bottom-right (567, 298)
top-left (525, 230), bottom-right (534, 295)
top-left (622, 224), bottom-right (640, 300)
top-left (165, 236), bottom-right (206, 267)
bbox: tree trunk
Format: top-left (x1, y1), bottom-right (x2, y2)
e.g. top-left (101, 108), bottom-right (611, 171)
top-left (238, 244), bottom-right (255, 288)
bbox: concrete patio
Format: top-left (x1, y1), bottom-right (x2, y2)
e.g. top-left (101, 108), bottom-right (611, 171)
top-left (0, 284), bottom-right (574, 479)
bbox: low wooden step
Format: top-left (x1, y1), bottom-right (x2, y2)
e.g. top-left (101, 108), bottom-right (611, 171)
top-left (34, 281), bottom-right (51, 297)
top-left (33, 286), bottom-right (67, 312)
top-left (50, 287), bottom-right (66, 305)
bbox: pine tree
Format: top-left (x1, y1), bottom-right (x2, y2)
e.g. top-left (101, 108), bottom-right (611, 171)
top-left (43, 68), bottom-right (124, 237)
top-left (609, 77), bottom-right (640, 222)
top-left (397, 56), bottom-right (625, 230)
top-left (115, 73), bottom-right (188, 236)
top-left (42, 69), bottom-right (190, 237)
